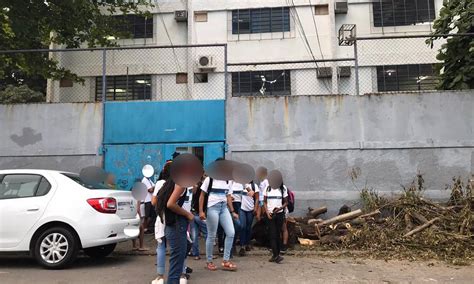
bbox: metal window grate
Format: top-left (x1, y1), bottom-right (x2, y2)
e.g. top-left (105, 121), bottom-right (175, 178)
top-left (376, 64), bottom-right (438, 92)
top-left (232, 70), bottom-right (291, 96)
top-left (232, 7), bottom-right (290, 34)
top-left (114, 15), bottom-right (153, 39)
top-left (373, 0), bottom-right (435, 27)
top-left (96, 75), bottom-right (152, 101)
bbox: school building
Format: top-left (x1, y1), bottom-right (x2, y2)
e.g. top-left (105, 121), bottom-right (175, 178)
top-left (1, 0), bottom-right (473, 215)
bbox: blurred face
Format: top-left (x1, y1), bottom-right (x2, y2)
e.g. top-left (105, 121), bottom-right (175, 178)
top-left (257, 168), bottom-right (267, 180)
top-left (106, 174), bottom-right (116, 185)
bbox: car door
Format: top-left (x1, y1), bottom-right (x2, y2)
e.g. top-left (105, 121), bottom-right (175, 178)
top-left (0, 174), bottom-right (53, 249)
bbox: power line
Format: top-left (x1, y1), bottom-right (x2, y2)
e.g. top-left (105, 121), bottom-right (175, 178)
top-left (287, 0), bottom-right (332, 93)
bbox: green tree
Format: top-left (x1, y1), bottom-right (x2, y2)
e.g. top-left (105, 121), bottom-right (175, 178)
top-left (0, 0), bottom-right (152, 101)
top-left (0, 85), bottom-right (45, 104)
top-left (427, 0), bottom-right (474, 90)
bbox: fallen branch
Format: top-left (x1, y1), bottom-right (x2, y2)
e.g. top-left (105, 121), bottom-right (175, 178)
top-left (403, 217), bottom-right (440, 237)
top-left (360, 210), bottom-right (381, 219)
top-left (318, 209), bottom-right (363, 226)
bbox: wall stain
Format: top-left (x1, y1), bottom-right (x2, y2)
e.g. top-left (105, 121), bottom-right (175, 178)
top-left (10, 127), bottom-right (42, 147)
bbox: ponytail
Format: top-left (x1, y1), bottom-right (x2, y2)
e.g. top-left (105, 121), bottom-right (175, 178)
top-left (155, 178), bottom-right (175, 223)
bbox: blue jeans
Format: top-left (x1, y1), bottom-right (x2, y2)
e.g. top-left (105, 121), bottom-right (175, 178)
top-left (165, 216), bottom-right (188, 284)
top-left (206, 201), bottom-right (234, 262)
top-left (239, 209), bottom-right (254, 246)
top-left (156, 238), bottom-right (166, 275)
top-left (191, 214), bottom-right (207, 256)
top-left (232, 202), bottom-right (242, 249)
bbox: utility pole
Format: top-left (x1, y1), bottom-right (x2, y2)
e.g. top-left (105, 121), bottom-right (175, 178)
top-left (186, 0), bottom-right (194, 100)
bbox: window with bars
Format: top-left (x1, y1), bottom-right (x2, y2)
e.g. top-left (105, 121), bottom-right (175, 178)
top-left (232, 70), bottom-right (291, 96)
top-left (376, 64), bottom-right (438, 92)
top-left (114, 15), bottom-right (153, 39)
top-left (373, 0), bottom-right (435, 27)
top-left (95, 75), bottom-right (152, 101)
top-left (232, 7), bottom-right (290, 34)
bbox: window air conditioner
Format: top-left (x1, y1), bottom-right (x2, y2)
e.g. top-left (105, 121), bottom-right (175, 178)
top-left (335, 0), bottom-right (348, 14)
top-left (317, 67), bottom-right (332, 78)
top-left (175, 10), bottom-right (188, 22)
top-left (196, 56), bottom-right (216, 72)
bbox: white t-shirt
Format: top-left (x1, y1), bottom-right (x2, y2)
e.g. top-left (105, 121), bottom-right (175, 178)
top-left (200, 177), bottom-right (233, 208)
top-left (182, 187), bottom-right (193, 213)
top-left (230, 182), bottom-right (244, 203)
top-left (153, 179), bottom-right (166, 241)
top-left (264, 185), bottom-right (288, 214)
top-left (142, 177), bottom-right (155, 203)
top-left (153, 180), bottom-right (166, 196)
top-left (241, 182), bottom-right (259, 212)
top-left (258, 179), bottom-right (269, 202)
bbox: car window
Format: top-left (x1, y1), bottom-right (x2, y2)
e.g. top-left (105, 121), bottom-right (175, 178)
top-left (61, 173), bottom-right (113, 190)
top-left (36, 177), bottom-right (52, 196)
top-left (0, 174), bottom-right (44, 200)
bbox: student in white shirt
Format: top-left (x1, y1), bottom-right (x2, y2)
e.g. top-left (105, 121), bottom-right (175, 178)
top-left (151, 163), bottom-right (170, 284)
top-left (155, 167), bottom-right (193, 284)
top-left (238, 181), bottom-right (259, 256)
top-left (199, 163), bottom-right (238, 271)
top-left (256, 167), bottom-right (269, 221)
top-left (142, 175), bottom-right (156, 235)
top-left (264, 182), bottom-right (288, 264)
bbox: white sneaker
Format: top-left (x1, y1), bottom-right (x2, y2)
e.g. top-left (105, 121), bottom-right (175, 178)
top-left (151, 277), bottom-right (164, 284)
top-left (179, 276), bottom-right (188, 284)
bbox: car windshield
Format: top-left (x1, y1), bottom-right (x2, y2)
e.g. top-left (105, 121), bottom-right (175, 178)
top-left (61, 173), bottom-right (115, 190)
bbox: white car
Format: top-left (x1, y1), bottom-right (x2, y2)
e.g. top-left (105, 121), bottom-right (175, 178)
top-left (0, 169), bottom-right (140, 269)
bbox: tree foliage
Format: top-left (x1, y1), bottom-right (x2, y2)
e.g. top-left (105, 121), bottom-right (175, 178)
top-left (0, 0), bottom-right (152, 100)
top-left (0, 85), bottom-right (45, 104)
top-left (427, 0), bottom-right (474, 90)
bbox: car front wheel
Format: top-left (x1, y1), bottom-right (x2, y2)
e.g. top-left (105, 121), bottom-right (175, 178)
top-left (83, 243), bottom-right (116, 259)
top-left (33, 227), bottom-right (78, 269)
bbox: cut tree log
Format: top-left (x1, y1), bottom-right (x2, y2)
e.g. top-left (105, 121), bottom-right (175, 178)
top-left (403, 217), bottom-right (440, 237)
top-left (308, 206), bottom-right (328, 218)
top-left (318, 209), bottom-right (363, 226)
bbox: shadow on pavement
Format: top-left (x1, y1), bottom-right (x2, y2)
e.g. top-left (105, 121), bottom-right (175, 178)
top-left (0, 254), bottom-right (135, 270)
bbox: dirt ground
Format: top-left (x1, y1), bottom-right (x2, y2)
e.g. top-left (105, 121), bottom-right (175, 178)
top-left (0, 237), bottom-right (472, 284)
top-left (0, 253), bottom-right (472, 284)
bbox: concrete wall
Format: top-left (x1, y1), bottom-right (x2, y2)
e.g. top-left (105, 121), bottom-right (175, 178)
top-left (226, 91), bottom-right (474, 216)
top-left (0, 103), bottom-right (103, 173)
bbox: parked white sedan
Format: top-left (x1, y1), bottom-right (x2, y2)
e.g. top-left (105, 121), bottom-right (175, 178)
top-left (0, 169), bottom-right (140, 269)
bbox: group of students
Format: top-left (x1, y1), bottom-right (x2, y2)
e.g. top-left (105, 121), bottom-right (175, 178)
top-left (142, 158), bottom-right (290, 284)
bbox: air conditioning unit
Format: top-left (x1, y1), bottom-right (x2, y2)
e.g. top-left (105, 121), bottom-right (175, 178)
top-left (317, 67), bottom-right (332, 78)
top-left (338, 66), bottom-right (351, 77)
top-left (335, 0), bottom-right (348, 14)
top-left (196, 56), bottom-right (216, 72)
top-left (175, 10), bottom-right (188, 22)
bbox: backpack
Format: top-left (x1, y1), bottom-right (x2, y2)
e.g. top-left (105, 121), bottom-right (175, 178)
top-left (287, 188), bottom-right (295, 213)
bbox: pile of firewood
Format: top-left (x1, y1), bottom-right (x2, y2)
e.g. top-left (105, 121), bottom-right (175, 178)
top-left (286, 176), bottom-right (474, 263)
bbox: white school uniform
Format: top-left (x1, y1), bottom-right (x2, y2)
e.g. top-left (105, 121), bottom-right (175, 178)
top-left (264, 185), bottom-right (288, 214)
top-left (258, 179), bottom-right (269, 203)
top-left (152, 180), bottom-right (166, 241)
top-left (182, 187), bottom-right (193, 213)
top-left (230, 182), bottom-right (244, 203)
top-left (241, 182), bottom-right (260, 212)
top-left (142, 177), bottom-right (155, 203)
top-left (200, 177), bottom-right (233, 208)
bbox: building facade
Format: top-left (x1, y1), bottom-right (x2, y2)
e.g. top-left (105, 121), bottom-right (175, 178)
top-left (47, 0), bottom-right (443, 102)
